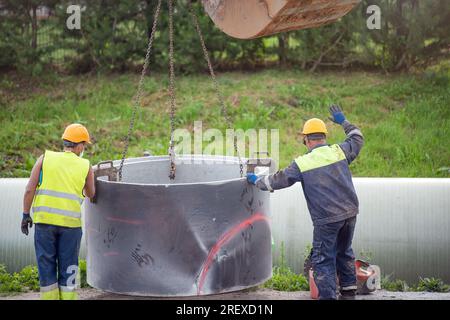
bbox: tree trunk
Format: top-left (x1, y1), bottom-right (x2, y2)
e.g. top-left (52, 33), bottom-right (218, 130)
top-left (393, 0), bottom-right (407, 68)
top-left (277, 34), bottom-right (288, 66)
top-left (31, 5), bottom-right (38, 50)
top-left (309, 31), bottom-right (344, 73)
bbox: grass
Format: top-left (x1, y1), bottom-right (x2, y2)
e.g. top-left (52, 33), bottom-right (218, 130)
top-left (0, 260), bottom-right (90, 295)
top-left (1, 260), bottom-right (449, 295)
top-left (265, 244), bottom-right (450, 293)
top-left (0, 69), bottom-right (449, 177)
top-left (264, 242), bottom-right (310, 291)
top-left (0, 264), bottom-right (39, 295)
top-left (415, 277), bottom-right (450, 293)
top-left (381, 275), bottom-right (450, 293)
top-left (381, 275), bottom-right (410, 292)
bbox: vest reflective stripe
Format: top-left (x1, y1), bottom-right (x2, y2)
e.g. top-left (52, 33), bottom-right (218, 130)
top-left (32, 150), bottom-right (89, 228)
top-left (34, 195), bottom-right (82, 214)
top-left (35, 189), bottom-right (84, 204)
top-left (33, 206), bottom-right (81, 219)
top-left (295, 144), bottom-right (347, 173)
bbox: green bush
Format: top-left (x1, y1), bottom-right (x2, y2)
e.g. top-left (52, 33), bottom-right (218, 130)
top-left (79, 259), bottom-right (91, 288)
top-left (0, 265), bottom-right (24, 294)
top-left (264, 266), bottom-right (309, 292)
top-left (3, 0), bottom-right (448, 73)
top-left (0, 261), bottom-right (90, 295)
top-left (415, 277), bottom-right (450, 293)
top-left (381, 275), bottom-right (450, 293)
top-left (264, 242), bottom-right (310, 292)
top-left (15, 265), bottom-right (39, 292)
top-left (381, 275), bottom-right (409, 292)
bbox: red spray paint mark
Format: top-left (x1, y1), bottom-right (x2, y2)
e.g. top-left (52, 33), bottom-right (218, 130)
top-left (103, 251), bottom-right (120, 257)
top-left (197, 213), bottom-right (269, 295)
top-left (106, 216), bottom-right (146, 225)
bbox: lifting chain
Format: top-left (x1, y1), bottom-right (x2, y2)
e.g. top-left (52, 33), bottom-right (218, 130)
top-left (168, 0), bottom-right (177, 180)
top-left (188, 1), bottom-right (244, 177)
top-left (118, 0), bottom-right (243, 181)
top-left (118, 0), bottom-right (163, 181)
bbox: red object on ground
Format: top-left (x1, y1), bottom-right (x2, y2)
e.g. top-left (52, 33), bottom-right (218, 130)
top-left (309, 260), bottom-right (375, 299)
top-left (356, 260), bottom-right (375, 281)
top-left (309, 269), bottom-right (319, 299)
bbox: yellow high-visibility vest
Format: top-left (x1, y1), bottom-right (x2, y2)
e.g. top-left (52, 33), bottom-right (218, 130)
top-left (32, 150), bottom-right (90, 228)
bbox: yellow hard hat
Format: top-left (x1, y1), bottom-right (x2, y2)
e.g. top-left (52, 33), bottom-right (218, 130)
top-left (62, 123), bottom-right (91, 144)
top-left (301, 118), bottom-right (328, 135)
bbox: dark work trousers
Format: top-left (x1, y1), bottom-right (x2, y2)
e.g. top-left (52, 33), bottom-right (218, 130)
top-left (34, 223), bottom-right (82, 291)
top-left (311, 216), bottom-right (357, 300)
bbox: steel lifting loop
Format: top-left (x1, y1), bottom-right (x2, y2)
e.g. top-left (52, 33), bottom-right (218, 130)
top-left (91, 160), bottom-right (119, 203)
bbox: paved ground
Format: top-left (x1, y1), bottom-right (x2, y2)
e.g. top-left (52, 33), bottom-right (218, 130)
top-left (2, 288), bottom-right (450, 300)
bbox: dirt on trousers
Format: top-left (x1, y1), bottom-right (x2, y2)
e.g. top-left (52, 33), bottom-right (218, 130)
top-left (2, 288), bottom-right (450, 300)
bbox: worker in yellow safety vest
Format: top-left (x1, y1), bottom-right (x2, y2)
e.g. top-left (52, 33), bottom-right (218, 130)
top-left (21, 123), bottom-right (95, 300)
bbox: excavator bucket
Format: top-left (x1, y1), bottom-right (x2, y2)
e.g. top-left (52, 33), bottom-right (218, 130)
top-left (202, 0), bottom-right (360, 39)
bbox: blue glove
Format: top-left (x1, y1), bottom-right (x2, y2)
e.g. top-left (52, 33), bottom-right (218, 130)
top-left (246, 173), bottom-right (259, 185)
top-left (329, 105), bottom-right (346, 125)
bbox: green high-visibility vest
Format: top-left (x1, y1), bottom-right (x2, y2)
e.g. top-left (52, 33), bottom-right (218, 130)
top-left (294, 144), bottom-right (347, 172)
top-left (32, 150), bottom-right (90, 228)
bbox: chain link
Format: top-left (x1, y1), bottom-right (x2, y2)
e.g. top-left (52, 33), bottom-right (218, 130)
top-left (119, 0), bottom-right (243, 180)
top-left (188, 1), bottom-right (244, 177)
top-left (118, 0), bottom-right (163, 181)
top-left (168, 0), bottom-right (177, 180)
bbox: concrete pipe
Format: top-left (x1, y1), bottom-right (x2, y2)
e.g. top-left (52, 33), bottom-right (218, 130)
top-left (85, 155), bottom-right (272, 296)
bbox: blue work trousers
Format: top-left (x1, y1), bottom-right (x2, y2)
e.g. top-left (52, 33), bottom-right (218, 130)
top-left (311, 216), bottom-right (357, 300)
top-left (34, 223), bottom-right (82, 292)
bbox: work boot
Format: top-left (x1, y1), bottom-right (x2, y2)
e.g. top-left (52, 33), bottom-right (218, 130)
top-left (339, 289), bottom-right (356, 300)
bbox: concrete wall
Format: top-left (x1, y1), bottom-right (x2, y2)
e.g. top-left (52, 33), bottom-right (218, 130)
top-left (1, 178), bottom-right (450, 283)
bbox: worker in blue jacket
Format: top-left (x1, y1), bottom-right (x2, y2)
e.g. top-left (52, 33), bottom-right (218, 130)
top-left (247, 105), bottom-right (364, 300)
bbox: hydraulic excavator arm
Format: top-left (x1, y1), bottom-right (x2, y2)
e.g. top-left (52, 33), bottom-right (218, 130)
top-left (201, 0), bottom-right (360, 39)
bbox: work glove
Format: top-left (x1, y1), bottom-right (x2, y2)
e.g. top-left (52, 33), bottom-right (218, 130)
top-left (329, 104), bottom-right (346, 125)
top-left (21, 213), bottom-right (33, 236)
top-left (246, 173), bottom-right (259, 185)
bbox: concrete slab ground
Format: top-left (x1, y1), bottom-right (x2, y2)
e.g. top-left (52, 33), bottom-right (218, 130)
top-left (2, 288), bottom-right (450, 300)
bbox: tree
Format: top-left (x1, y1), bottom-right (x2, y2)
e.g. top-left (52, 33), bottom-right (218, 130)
top-left (360, 0), bottom-right (450, 71)
top-left (0, 0), bottom-right (59, 71)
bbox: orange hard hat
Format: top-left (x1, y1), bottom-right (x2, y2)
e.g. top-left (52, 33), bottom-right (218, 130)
top-left (301, 118), bottom-right (328, 135)
top-left (62, 123), bottom-right (91, 144)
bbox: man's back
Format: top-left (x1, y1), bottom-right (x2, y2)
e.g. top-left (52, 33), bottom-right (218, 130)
top-left (41, 150), bottom-right (90, 197)
top-left (250, 106), bottom-right (364, 300)
top-left (254, 119), bottom-right (364, 226)
top-left (295, 143), bottom-right (359, 226)
top-left (32, 150), bottom-right (90, 228)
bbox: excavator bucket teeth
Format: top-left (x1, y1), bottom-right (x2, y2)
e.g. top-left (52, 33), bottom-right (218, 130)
top-left (202, 0), bottom-right (360, 39)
